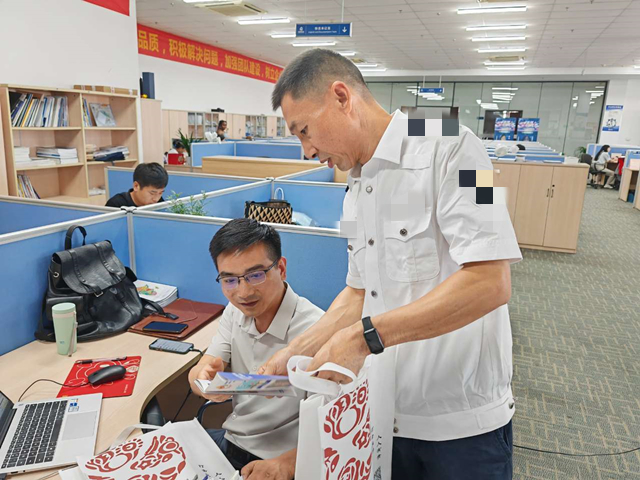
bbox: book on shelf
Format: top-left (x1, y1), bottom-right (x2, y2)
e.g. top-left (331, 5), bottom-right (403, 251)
top-left (92, 145), bottom-right (129, 162)
top-left (16, 174), bottom-right (40, 199)
top-left (36, 147), bottom-right (79, 164)
top-left (89, 187), bottom-right (106, 197)
top-left (89, 103), bottom-right (116, 127)
top-left (82, 99), bottom-right (95, 127)
top-left (13, 147), bottom-right (31, 164)
top-left (9, 93), bottom-right (69, 127)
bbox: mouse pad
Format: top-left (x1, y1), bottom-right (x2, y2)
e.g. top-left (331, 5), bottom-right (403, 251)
top-left (57, 356), bottom-right (142, 399)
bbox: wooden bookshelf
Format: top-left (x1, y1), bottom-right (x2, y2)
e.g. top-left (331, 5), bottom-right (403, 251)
top-left (0, 84), bottom-right (140, 204)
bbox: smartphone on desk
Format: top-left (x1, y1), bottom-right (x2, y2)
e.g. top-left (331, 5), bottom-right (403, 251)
top-left (143, 321), bottom-right (188, 334)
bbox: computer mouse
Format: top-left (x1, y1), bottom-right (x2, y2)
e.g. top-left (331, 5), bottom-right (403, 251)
top-left (88, 365), bottom-right (126, 386)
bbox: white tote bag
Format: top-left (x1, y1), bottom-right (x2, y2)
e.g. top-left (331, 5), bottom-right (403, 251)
top-left (289, 353), bottom-right (395, 480)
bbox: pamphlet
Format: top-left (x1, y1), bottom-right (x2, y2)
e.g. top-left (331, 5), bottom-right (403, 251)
top-left (195, 372), bottom-right (297, 397)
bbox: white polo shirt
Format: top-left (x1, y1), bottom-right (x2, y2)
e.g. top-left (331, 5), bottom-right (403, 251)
top-left (206, 283), bottom-right (323, 458)
top-left (343, 110), bottom-right (522, 442)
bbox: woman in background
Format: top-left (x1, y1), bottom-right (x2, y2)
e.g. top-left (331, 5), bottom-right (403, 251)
top-left (594, 145), bottom-right (616, 189)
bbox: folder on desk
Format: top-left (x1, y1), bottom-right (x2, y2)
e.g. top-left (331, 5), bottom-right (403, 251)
top-left (129, 298), bottom-right (224, 340)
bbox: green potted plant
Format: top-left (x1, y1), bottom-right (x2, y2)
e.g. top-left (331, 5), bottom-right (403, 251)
top-left (177, 129), bottom-right (198, 157)
top-left (574, 146), bottom-right (587, 158)
top-left (167, 191), bottom-right (208, 216)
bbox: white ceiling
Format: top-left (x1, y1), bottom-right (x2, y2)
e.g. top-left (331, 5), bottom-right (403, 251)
top-left (136, 0), bottom-right (640, 77)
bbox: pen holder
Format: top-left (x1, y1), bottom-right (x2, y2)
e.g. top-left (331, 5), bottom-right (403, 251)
top-left (52, 303), bottom-right (77, 355)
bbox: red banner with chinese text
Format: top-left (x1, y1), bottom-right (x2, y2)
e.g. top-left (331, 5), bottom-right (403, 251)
top-left (84, 0), bottom-right (130, 16)
top-left (137, 24), bottom-right (283, 84)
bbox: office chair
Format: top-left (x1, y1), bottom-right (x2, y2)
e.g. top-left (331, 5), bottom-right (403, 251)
top-left (579, 154), bottom-right (604, 189)
top-left (197, 399), bottom-right (233, 427)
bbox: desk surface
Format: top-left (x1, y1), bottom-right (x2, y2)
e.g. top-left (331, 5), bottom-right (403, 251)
top-left (0, 321), bottom-right (219, 480)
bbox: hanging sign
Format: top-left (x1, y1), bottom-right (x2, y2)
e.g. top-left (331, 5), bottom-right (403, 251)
top-left (296, 23), bottom-right (352, 37)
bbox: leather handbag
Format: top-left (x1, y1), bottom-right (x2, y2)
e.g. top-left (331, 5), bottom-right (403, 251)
top-left (36, 225), bottom-right (160, 343)
top-left (244, 187), bottom-right (292, 225)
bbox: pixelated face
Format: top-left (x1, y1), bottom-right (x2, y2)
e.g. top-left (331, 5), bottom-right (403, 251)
top-left (216, 242), bottom-right (287, 319)
top-left (280, 84), bottom-right (362, 172)
top-left (132, 182), bottom-right (165, 206)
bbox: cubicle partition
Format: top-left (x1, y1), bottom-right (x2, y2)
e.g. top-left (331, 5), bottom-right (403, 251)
top-left (277, 166), bottom-right (337, 183)
top-left (0, 212), bottom-right (130, 355)
top-left (235, 142), bottom-right (303, 160)
top-left (273, 180), bottom-right (346, 228)
top-left (587, 143), bottom-right (640, 158)
top-left (106, 167), bottom-right (262, 200)
top-left (0, 196), bottom-right (114, 236)
top-left (131, 210), bottom-right (347, 311)
top-left (190, 142), bottom-right (235, 167)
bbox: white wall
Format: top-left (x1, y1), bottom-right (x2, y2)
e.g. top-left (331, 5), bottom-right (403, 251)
top-left (138, 55), bottom-right (280, 116)
top-left (599, 79), bottom-right (640, 146)
top-left (0, 0), bottom-right (139, 89)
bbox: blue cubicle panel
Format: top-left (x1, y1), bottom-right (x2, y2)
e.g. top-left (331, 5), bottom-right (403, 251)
top-left (274, 182), bottom-right (346, 229)
top-left (279, 167), bottom-right (336, 183)
top-left (132, 214), bottom-right (347, 311)
top-left (0, 213), bottom-right (130, 355)
top-left (191, 142), bottom-right (235, 167)
top-left (106, 168), bottom-right (257, 199)
top-left (0, 199), bottom-right (109, 236)
top-left (235, 142), bottom-right (302, 160)
top-left (587, 143), bottom-right (640, 158)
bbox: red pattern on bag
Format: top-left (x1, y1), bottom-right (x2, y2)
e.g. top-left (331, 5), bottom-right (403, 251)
top-left (85, 438), bottom-right (143, 473)
top-left (324, 382), bottom-right (369, 440)
top-left (324, 447), bottom-right (340, 480)
top-left (337, 452), bottom-right (372, 480)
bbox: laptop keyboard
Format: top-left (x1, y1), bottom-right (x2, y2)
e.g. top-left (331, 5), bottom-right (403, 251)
top-left (2, 400), bottom-right (68, 470)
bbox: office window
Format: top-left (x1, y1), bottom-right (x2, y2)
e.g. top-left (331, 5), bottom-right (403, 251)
top-left (564, 82), bottom-right (606, 156)
top-left (537, 83), bottom-right (573, 153)
top-left (367, 83), bottom-right (393, 113)
top-left (452, 83), bottom-right (483, 137)
top-left (390, 83), bottom-right (419, 112)
top-left (508, 83), bottom-right (542, 118)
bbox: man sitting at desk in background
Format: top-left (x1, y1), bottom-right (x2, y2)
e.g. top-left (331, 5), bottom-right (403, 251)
top-left (164, 140), bottom-right (188, 164)
top-left (217, 120), bottom-right (227, 141)
top-left (188, 218), bottom-right (323, 479)
top-left (106, 163), bottom-right (168, 208)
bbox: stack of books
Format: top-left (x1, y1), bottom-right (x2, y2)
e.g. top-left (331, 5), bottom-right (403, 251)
top-left (13, 147), bottom-right (31, 164)
top-left (93, 146), bottom-right (129, 162)
top-left (17, 174), bottom-right (39, 199)
top-left (36, 147), bottom-right (79, 165)
top-left (14, 147), bottom-right (58, 168)
top-left (134, 280), bottom-right (178, 308)
top-left (86, 144), bottom-right (97, 161)
top-left (10, 94), bottom-right (69, 127)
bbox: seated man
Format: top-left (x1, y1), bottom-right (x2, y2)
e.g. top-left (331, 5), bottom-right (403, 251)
top-left (216, 120), bottom-right (227, 141)
top-left (188, 218), bottom-right (323, 479)
top-left (106, 163), bottom-right (167, 208)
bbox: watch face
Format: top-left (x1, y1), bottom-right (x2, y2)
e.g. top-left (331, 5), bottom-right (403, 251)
top-left (364, 330), bottom-right (384, 354)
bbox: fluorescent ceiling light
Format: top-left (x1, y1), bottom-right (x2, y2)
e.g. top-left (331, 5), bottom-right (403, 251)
top-left (238, 17), bottom-right (290, 25)
top-left (466, 24), bottom-right (526, 31)
top-left (572, 96), bottom-right (579, 100)
top-left (484, 61), bottom-right (525, 66)
top-left (458, 5), bottom-right (527, 15)
top-left (476, 99), bottom-right (482, 104)
top-left (359, 68), bottom-right (387, 72)
top-left (493, 87), bottom-right (519, 91)
top-left (478, 47), bottom-right (527, 53)
top-left (596, 86), bottom-right (605, 89)
top-left (356, 63), bottom-right (378, 68)
top-left (590, 101), bottom-right (595, 105)
top-left (472, 36), bottom-right (526, 42)
top-left (495, 101), bottom-right (511, 104)
top-left (493, 95), bottom-right (515, 99)
top-left (270, 32), bottom-right (296, 38)
top-left (480, 103), bottom-right (499, 109)
top-left (486, 66), bottom-right (526, 70)
top-left (292, 41), bottom-right (336, 47)
top-left (338, 51), bottom-right (356, 56)
top-left (573, 103), bottom-right (578, 108)
top-left (585, 90), bottom-right (604, 93)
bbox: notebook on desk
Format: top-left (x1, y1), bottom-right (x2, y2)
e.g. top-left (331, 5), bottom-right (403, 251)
top-left (129, 298), bottom-right (224, 340)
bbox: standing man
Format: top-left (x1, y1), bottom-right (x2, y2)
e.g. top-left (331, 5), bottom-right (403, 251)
top-left (261, 49), bottom-right (522, 479)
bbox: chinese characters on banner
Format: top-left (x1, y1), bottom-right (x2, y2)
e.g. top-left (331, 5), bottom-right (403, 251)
top-left (84, 0), bottom-right (130, 16)
top-left (137, 24), bottom-right (283, 84)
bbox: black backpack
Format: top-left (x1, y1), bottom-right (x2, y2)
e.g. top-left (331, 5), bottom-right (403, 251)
top-left (36, 225), bottom-right (160, 342)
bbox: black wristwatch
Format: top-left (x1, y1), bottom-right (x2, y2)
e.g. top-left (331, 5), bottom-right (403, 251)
top-left (362, 316), bottom-right (385, 354)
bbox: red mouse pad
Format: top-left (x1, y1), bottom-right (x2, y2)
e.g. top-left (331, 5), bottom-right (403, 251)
top-left (57, 356), bottom-right (142, 399)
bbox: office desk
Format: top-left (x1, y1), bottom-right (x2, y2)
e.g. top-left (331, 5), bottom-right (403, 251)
top-left (619, 167), bottom-right (639, 202)
top-left (0, 321), bottom-right (219, 480)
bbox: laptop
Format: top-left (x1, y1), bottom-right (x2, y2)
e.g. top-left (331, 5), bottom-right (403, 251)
top-left (0, 391), bottom-right (102, 475)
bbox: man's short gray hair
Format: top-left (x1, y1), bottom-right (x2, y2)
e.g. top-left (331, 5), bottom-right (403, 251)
top-left (272, 49), bottom-right (370, 111)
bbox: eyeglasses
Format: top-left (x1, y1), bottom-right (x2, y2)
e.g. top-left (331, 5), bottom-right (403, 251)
top-left (216, 259), bottom-right (279, 290)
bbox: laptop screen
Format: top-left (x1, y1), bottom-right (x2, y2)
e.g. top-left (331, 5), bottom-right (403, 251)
top-left (0, 391), bottom-right (14, 447)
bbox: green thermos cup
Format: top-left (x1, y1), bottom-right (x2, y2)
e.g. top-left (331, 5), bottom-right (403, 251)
top-left (52, 303), bottom-right (78, 355)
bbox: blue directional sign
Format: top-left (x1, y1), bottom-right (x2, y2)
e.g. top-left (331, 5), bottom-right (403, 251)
top-left (296, 23), bottom-right (353, 37)
top-left (419, 87), bottom-right (444, 94)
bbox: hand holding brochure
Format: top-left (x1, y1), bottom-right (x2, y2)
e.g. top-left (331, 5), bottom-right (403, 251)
top-left (195, 372), bottom-right (297, 397)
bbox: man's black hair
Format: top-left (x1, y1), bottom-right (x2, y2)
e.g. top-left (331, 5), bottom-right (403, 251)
top-left (272, 48), bottom-right (370, 111)
top-left (133, 163), bottom-right (169, 189)
top-left (209, 218), bottom-right (282, 270)
top-left (173, 140), bottom-right (185, 149)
